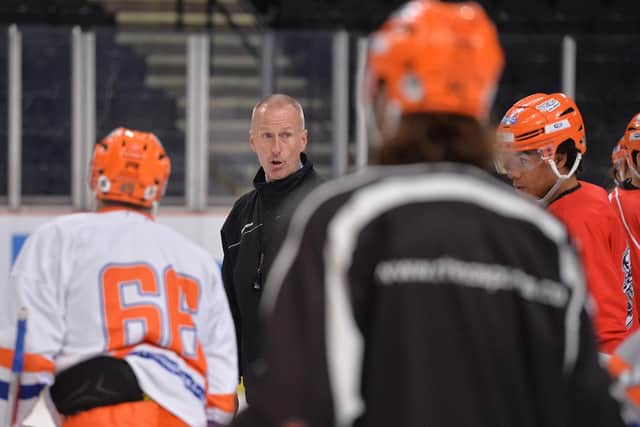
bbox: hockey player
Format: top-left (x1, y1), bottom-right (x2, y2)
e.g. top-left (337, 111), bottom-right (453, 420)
top-left (0, 128), bottom-right (238, 427)
top-left (610, 113), bottom-right (640, 322)
top-left (497, 93), bottom-right (637, 354)
top-left (611, 138), bottom-right (631, 188)
top-left (231, 2), bottom-right (624, 426)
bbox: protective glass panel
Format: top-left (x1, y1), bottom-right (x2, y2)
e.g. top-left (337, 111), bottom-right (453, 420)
top-left (95, 28), bottom-right (187, 203)
top-left (574, 34), bottom-right (640, 187)
top-left (21, 26), bottom-right (72, 198)
top-left (0, 27), bottom-right (7, 196)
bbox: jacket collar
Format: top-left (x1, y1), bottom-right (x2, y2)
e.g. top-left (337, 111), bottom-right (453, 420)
top-left (253, 153), bottom-right (314, 195)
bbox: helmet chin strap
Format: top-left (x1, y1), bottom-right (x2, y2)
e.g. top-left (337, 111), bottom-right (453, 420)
top-left (365, 106), bottom-right (384, 148)
top-left (539, 153), bottom-right (582, 206)
top-left (626, 156), bottom-right (640, 181)
top-left (366, 100), bottom-right (402, 149)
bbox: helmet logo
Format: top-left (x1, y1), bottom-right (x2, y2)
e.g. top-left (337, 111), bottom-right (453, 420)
top-left (500, 115), bottom-right (518, 126)
top-left (496, 132), bottom-right (514, 143)
top-left (369, 35), bottom-right (389, 55)
top-left (393, 0), bottom-right (425, 22)
top-left (400, 73), bottom-right (424, 103)
top-left (144, 185), bottom-right (158, 201)
top-left (97, 175), bottom-right (111, 193)
top-left (543, 119), bottom-right (571, 135)
top-left (536, 98), bottom-right (561, 113)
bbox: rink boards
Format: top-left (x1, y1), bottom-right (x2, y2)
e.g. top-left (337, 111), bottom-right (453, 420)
top-left (0, 209), bottom-right (230, 280)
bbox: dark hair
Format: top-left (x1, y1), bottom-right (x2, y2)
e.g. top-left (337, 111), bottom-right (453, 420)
top-left (99, 198), bottom-right (152, 213)
top-left (555, 139), bottom-right (584, 175)
top-left (632, 150), bottom-right (640, 168)
top-left (372, 113), bottom-right (493, 169)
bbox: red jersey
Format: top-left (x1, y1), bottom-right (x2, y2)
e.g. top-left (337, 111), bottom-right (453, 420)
top-left (549, 181), bottom-right (637, 353)
top-left (610, 185), bottom-right (640, 318)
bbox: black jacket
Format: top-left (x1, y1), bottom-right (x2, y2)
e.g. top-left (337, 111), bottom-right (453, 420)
top-left (220, 153), bottom-right (322, 402)
top-left (233, 163), bottom-right (624, 427)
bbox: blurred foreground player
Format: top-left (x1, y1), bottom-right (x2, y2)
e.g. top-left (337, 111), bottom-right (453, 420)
top-left (232, 2), bottom-right (624, 427)
top-left (0, 128), bottom-right (238, 427)
top-left (497, 93), bottom-right (637, 353)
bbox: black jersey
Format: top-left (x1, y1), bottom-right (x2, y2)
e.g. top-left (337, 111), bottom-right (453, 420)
top-left (234, 163), bottom-right (624, 427)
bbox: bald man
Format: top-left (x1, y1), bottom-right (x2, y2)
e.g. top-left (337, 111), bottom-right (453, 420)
top-left (220, 94), bottom-right (322, 404)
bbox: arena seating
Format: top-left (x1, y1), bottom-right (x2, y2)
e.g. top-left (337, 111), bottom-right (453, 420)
top-left (0, 0), bottom-right (637, 198)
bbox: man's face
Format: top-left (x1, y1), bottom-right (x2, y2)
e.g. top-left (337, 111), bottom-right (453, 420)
top-left (614, 158), bottom-right (629, 183)
top-left (501, 150), bottom-right (558, 199)
top-left (250, 104), bottom-right (307, 182)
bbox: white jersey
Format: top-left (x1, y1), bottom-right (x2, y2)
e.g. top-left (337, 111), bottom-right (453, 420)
top-left (0, 208), bottom-right (238, 426)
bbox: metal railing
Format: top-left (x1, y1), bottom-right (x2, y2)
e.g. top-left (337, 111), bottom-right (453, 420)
top-left (3, 26), bottom-right (587, 211)
top-left (3, 25), bottom-right (359, 210)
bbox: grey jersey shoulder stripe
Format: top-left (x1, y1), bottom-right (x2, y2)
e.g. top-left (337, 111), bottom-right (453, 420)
top-left (260, 167), bottom-right (386, 315)
top-left (260, 163), bottom-right (473, 314)
top-left (324, 173), bottom-right (583, 427)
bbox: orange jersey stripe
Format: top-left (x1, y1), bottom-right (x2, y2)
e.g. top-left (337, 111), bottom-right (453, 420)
top-left (0, 348), bottom-right (54, 373)
top-left (207, 393), bottom-right (236, 413)
top-left (609, 354), bottom-right (631, 378)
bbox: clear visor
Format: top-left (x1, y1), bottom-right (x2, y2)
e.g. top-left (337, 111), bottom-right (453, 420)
top-left (495, 149), bottom-right (545, 175)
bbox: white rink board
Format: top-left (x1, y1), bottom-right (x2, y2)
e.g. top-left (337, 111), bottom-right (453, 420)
top-left (0, 208), bottom-right (230, 280)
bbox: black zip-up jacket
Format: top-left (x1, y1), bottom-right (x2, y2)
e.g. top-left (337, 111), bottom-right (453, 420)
top-left (220, 153), bottom-right (322, 402)
top-left (232, 163), bottom-right (625, 427)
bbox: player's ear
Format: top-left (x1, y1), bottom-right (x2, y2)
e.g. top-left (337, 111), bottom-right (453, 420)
top-left (249, 130), bottom-right (257, 153)
top-left (300, 129), bottom-right (308, 151)
top-left (554, 151), bottom-right (568, 170)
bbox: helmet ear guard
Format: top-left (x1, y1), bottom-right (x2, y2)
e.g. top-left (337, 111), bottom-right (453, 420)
top-left (90, 127), bottom-right (171, 208)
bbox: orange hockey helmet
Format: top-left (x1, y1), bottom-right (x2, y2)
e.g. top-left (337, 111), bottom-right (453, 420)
top-left (622, 112), bottom-right (640, 160)
top-left (496, 92), bottom-right (586, 160)
top-left (366, 0), bottom-right (504, 121)
top-left (90, 128), bottom-right (171, 208)
top-left (611, 137), bottom-right (629, 185)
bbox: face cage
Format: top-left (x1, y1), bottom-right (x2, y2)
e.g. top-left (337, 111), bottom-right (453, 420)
top-left (611, 157), bottom-right (625, 182)
top-left (361, 64), bottom-right (404, 148)
top-left (626, 151), bottom-right (640, 180)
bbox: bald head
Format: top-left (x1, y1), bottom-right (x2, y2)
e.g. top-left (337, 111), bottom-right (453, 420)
top-left (249, 93), bottom-right (308, 182)
top-left (250, 94), bottom-right (305, 132)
